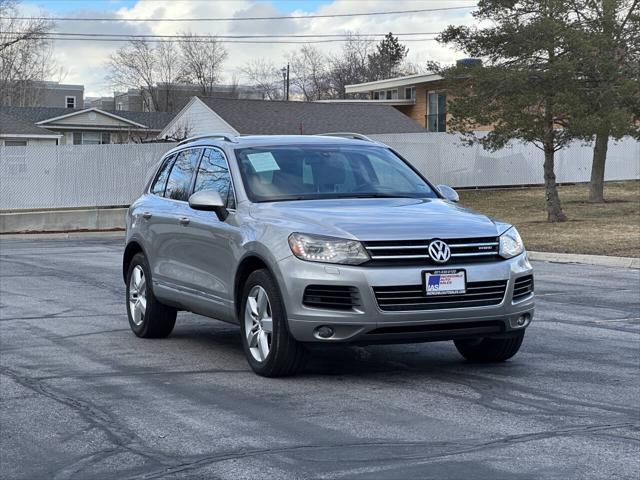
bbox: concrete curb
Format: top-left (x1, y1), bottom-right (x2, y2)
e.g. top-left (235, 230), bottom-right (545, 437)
top-left (0, 208), bottom-right (127, 234)
top-left (529, 251), bottom-right (640, 269)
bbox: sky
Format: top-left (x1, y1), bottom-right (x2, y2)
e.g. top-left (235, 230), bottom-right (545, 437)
top-left (17, 0), bottom-right (479, 97)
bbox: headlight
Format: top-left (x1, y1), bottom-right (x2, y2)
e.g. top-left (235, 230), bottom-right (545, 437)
top-left (288, 233), bottom-right (370, 265)
top-left (499, 227), bottom-right (525, 259)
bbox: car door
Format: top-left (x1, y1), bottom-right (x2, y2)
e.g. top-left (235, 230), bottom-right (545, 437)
top-left (177, 147), bottom-right (242, 321)
top-left (149, 147), bottom-right (202, 293)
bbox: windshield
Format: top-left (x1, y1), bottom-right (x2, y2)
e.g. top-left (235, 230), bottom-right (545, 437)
top-left (235, 145), bottom-right (438, 202)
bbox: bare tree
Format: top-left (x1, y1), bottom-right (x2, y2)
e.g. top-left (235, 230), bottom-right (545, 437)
top-left (179, 33), bottom-right (228, 96)
top-left (0, 0), bottom-right (55, 106)
top-left (107, 40), bottom-right (160, 111)
top-left (326, 33), bottom-right (374, 99)
top-left (241, 58), bottom-right (282, 100)
top-left (288, 45), bottom-right (330, 101)
top-left (155, 41), bottom-right (185, 111)
top-left (164, 119), bottom-right (193, 142)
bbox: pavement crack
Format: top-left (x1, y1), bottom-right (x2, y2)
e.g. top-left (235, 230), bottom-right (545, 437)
top-left (0, 367), bottom-right (174, 479)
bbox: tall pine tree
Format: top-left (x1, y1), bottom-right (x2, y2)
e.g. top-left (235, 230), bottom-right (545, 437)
top-left (568, 0), bottom-right (640, 203)
top-left (368, 33), bottom-right (409, 80)
top-left (436, 0), bottom-right (585, 222)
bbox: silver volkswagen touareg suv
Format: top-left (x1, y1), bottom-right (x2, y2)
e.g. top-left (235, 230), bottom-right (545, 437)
top-left (123, 133), bottom-right (534, 376)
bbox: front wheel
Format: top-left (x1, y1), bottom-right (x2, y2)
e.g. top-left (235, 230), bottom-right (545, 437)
top-left (454, 332), bottom-right (525, 363)
top-left (239, 269), bottom-right (306, 377)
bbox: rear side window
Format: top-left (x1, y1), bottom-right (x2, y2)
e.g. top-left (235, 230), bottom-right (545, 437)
top-left (150, 154), bottom-right (175, 196)
top-left (165, 148), bottom-right (202, 201)
top-left (193, 148), bottom-right (236, 209)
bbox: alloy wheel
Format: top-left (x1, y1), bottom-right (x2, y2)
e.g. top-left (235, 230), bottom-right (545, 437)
top-left (244, 285), bottom-right (273, 362)
top-left (129, 265), bottom-right (147, 326)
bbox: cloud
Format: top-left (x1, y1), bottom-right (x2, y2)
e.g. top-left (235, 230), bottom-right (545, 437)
top-left (19, 0), bottom-right (477, 96)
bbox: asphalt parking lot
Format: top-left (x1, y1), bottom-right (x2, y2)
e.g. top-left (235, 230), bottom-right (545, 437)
top-left (1, 235), bottom-right (639, 480)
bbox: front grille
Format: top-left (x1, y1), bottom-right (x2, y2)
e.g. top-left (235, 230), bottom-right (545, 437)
top-left (303, 285), bottom-right (360, 311)
top-left (373, 280), bottom-right (507, 311)
top-left (367, 320), bottom-right (505, 336)
top-left (513, 275), bottom-right (534, 301)
top-left (362, 237), bottom-right (500, 266)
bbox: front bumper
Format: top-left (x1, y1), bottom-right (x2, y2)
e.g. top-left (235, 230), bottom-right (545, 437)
top-left (275, 252), bottom-right (535, 344)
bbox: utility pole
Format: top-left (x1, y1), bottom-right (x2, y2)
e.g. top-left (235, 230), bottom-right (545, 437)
top-left (281, 63), bottom-right (290, 101)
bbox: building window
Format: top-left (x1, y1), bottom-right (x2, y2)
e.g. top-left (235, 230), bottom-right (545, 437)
top-left (116, 102), bottom-right (124, 110)
top-left (427, 92), bottom-right (447, 132)
top-left (373, 89), bottom-right (399, 100)
top-left (405, 86), bottom-right (416, 100)
top-left (72, 132), bottom-right (110, 145)
top-left (66, 96), bottom-right (76, 109)
top-left (4, 140), bottom-right (28, 146)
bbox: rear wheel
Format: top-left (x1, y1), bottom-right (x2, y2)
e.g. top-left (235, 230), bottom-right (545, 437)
top-left (126, 253), bottom-right (176, 338)
top-left (454, 332), bottom-right (525, 363)
top-left (239, 269), bottom-right (306, 377)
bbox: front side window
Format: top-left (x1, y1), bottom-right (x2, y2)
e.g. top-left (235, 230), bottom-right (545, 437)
top-left (164, 148), bottom-right (202, 201)
top-left (194, 148), bottom-right (236, 209)
top-left (150, 154), bottom-right (175, 196)
top-left (235, 145), bottom-right (437, 203)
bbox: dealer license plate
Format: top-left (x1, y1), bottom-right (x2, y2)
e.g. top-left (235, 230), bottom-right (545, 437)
top-left (423, 269), bottom-right (466, 296)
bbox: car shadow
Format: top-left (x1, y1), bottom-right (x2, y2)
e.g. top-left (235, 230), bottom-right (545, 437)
top-left (170, 315), bottom-right (526, 379)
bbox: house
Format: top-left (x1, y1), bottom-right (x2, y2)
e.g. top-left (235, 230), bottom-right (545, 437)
top-left (323, 62), bottom-right (489, 133)
top-left (159, 96), bottom-right (426, 139)
top-left (0, 111), bottom-right (61, 146)
top-left (86, 97), bottom-right (116, 110)
top-left (0, 106), bottom-right (175, 144)
top-left (318, 73), bottom-right (450, 132)
top-left (114, 83), bottom-right (264, 113)
top-left (1, 81), bottom-right (84, 109)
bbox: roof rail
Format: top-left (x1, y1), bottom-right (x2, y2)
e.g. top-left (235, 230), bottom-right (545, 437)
top-left (177, 133), bottom-right (237, 146)
top-left (315, 132), bottom-right (375, 142)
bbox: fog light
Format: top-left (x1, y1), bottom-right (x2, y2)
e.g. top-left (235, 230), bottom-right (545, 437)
top-left (517, 314), bottom-right (530, 326)
top-left (315, 325), bottom-right (334, 339)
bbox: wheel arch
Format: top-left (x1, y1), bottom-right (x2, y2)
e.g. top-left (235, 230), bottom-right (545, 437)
top-left (123, 240), bottom-right (146, 283)
top-left (233, 254), bottom-right (280, 321)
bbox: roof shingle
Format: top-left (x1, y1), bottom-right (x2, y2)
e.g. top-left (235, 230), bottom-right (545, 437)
top-left (0, 111), bottom-right (59, 136)
top-left (0, 106), bottom-right (176, 130)
top-left (197, 97), bottom-right (426, 135)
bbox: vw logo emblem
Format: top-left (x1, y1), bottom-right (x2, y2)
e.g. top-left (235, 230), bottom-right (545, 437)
top-left (428, 240), bottom-right (451, 263)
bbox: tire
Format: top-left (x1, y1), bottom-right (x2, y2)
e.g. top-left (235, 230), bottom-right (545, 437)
top-left (126, 252), bottom-right (176, 338)
top-left (454, 331), bottom-right (525, 363)
top-left (239, 269), bottom-right (306, 377)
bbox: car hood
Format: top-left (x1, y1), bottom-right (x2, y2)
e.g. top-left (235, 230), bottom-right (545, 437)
top-left (249, 198), bottom-right (510, 240)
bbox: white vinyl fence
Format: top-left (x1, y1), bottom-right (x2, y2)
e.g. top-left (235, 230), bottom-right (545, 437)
top-left (0, 143), bottom-right (174, 211)
top-left (1, 134), bottom-right (638, 211)
top-left (370, 133), bottom-right (640, 188)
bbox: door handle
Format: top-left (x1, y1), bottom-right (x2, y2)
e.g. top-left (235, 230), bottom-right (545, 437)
top-left (179, 217), bottom-right (190, 225)
top-left (142, 212), bottom-right (152, 219)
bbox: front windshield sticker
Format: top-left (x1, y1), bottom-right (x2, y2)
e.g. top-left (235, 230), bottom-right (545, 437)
top-left (247, 152), bottom-right (280, 172)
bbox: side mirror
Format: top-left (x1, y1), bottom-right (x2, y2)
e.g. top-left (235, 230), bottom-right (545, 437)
top-left (188, 190), bottom-right (229, 221)
top-left (437, 184), bottom-right (459, 203)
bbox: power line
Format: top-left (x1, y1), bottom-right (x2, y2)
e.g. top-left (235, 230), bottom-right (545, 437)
top-left (2, 5), bottom-right (477, 22)
top-left (2, 31), bottom-right (441, 39)
top-left (7, 36), bottom-right (439, 44)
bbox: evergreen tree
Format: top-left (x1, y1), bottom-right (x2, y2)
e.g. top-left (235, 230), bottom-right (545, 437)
top-left (568, 0), bottom-right (640, 203)
top-left (368, 33), bottom-right (409, 80)
top-left (436, 0), bottom-right (584, 222)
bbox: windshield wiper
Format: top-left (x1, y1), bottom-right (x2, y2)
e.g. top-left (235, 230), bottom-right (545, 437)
top-left (347, 193), bottom-right (417, 199)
